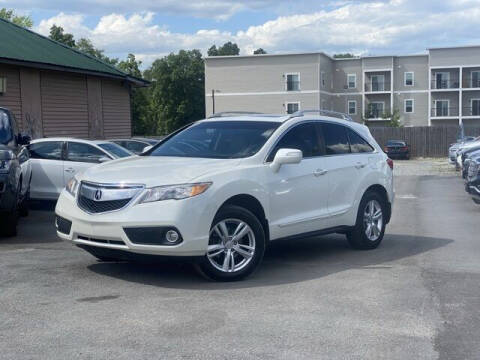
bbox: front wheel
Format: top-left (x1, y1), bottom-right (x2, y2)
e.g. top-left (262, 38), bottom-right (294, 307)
top-left (346, 191), bottom-right (386, 250)
top-left (195, 205), bottom-right (266, 281)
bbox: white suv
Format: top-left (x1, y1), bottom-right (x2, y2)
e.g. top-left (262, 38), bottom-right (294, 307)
top-left (55, 111), bottom-right (394, 281)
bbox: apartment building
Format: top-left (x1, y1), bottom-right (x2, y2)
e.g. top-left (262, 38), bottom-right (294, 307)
top-left (204, 45), bottom-right (480, 127)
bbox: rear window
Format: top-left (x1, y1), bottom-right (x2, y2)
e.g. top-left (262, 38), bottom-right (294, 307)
top-left (386, 140), bottom-right (406, 146)
top-left (0, 109), bottom-right (13, 145)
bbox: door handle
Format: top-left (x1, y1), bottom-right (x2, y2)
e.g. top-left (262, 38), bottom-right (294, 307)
top-left (313, 169), bottom-right (328, 177)
top-left (65, 168), bottom-right (75, 173)
top-left (355, 162), bottom-right (366, 169)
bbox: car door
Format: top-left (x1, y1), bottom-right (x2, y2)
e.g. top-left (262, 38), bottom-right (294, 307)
top-left (266, 122), bottom-right (330, 239)
top-left (317, 122), bottom-right (360, 224)
top-left (17, 146), bottom-right (31, 197)
top-left (28, 141), bottom-right (65, 200)
top-left (64, 142), bottom-right (111, 185)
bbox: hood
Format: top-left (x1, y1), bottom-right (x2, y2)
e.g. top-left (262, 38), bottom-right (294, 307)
top-left (0, 145), bottom-right (14, 160)
top-left (80, 155), bottom-right (241, 187)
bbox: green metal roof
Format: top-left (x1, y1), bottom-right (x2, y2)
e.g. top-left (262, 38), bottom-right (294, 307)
top-left (0, 18), bottom-right (148, 85)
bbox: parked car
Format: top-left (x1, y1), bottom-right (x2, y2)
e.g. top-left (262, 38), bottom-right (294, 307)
top-left (384, 140), bottom-right (410, 159)
top-left (461, 147), bottom-right (480, 179)
top-left (28, 138), bottom-right (133, 200)
top-left (110, 138), bottom-right (161, 154)
top-left (0, 107), bottom-right (32, 236)
top-left (465, 153), bottom-right (480, 205)
top-left (55, 110), bottom-right (394, 281)
top-left (449, 136), bottom-right (476, 164)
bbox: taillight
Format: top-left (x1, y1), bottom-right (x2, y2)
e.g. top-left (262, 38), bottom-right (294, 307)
top-left (401, 146), bottom-right (408, 151)
top-left (384, 147), bottom-right (388, 152)
top-left (386, 158), bottom-right (394, 170)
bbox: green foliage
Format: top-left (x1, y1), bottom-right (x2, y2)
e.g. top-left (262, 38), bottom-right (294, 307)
top-left (75, 38), bottom-right (119, 65)
top-left (49, 25), bottom-right (76, 47)
top-left (253, 48), bottom-right (267, 55)
top-left (382, 108), bottom-right (402, 127)
top-left (208, 42), bottom-right (240, 56)
top-left (0, 8), bottom-right (33, 28)
top-left (142, 50), bottom-right (205, 135)
top-left (118, 53), bottom-right (142, 78)
top-left (333, 53), bottom-right (355, 59)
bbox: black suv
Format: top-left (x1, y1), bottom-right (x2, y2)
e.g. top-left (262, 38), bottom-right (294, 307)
top-left (465, 151), bottom-right (480, 205)
top-left (0, 107), bottom-right (31, 236)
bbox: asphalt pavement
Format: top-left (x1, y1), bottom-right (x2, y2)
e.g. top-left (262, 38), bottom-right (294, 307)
top-left (1, 164), bottom-right (479, 359)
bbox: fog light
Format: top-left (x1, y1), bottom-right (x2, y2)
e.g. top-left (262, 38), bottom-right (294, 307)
top-left (165, 230), bottom-right (179, 243)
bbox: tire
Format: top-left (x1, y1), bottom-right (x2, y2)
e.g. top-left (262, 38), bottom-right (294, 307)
top-left (19, 190), bottom-right (30, 217)
top-left (195, 205), bottom-right (266, 282)
top-left (1, 188), bottom-right (20, 237)
top-left (473, 198), bottom-right (480, 205)
top-left (346, 191), bottom-right (387, 250)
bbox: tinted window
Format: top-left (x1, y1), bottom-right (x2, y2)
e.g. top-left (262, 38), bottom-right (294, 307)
top-left (0, 109), bottom-right (13, 145)
top-left (29, 141), bottom-right (63, 160)
top-left (347, 128), bottom-right (374, 153)
top-left (67, 142), bottom-right (109, 163)
top-left (97, 143), bottom-right (132, 158)
top-left (126, 141), bottom-right (148, 154)
top-left (268, 123), bottom-right (322, 161)
top-left (386, 140), bottom-right (406, 146)
top-left (150, 121), bottom-right (280, 159)
top-left (321, 123), bottom-right (351, 155)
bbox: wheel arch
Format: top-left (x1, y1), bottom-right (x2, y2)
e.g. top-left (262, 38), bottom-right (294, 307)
top-left (364, 184), bottom-right (391, 224)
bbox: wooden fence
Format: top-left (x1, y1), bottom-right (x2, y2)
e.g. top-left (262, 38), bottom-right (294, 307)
top-left (369, 126), bottom-right (480, 158)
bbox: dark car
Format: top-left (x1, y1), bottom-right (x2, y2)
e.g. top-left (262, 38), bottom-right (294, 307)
top-left (465, 152), bottom-right (480, 205)
top-left (0, 107), bottom-right (31, 236)
top-left (110, 138), bottom-right (160, 154)
top-left (384, 140), bottom-right (410, 160)
top-left (461, 147), bottom-right (480, 179)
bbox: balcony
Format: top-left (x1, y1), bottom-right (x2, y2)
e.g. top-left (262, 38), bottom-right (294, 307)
top-left (364, 82), bottom-right (391, 93)
top-left (430, 79), bottom-right (459, 90)
top-left (463, 78), bottom-right (480, 89)
top-left (431, 107), bottom-right (459, 117)
top-left (364, 109), bottom-right (389, 119)
top-left (463, 106), bottom-right (480, 117)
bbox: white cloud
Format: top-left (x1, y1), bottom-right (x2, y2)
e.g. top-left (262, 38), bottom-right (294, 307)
top-left (33, 0), bottom-right (480, 68)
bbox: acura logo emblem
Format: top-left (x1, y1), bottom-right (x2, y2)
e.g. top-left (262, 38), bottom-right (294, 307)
top-left (94, 189), bottom-right (102, 201)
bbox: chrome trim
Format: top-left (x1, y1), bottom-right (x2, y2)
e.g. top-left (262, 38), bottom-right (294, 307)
top-left (77, 181), bottom-right (145, 215)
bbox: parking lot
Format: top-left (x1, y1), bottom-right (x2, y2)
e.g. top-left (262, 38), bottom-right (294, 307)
top-left (1, 160), bottom-right (479, 360)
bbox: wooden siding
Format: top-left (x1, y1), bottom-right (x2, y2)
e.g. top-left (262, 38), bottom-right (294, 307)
top-left (0, 64), bottom-right (22, 129)
top-left (102, 80), bottom-right (131, 138)
top-left (41, 71), bottom-right (89, 138)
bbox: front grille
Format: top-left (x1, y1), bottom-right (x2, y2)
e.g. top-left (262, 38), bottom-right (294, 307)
top-left (78, 196), bottom-right (130, 213)
top-left (77, 181), bottom-right (144, 214)
top-left (56, 216), bottom-right (72, 235)
top-left (468, 163), bottom-right (478, 179)
top-left (77, 235), bottom-right (126, 246)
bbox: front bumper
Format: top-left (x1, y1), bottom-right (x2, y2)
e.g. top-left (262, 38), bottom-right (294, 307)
top-left (466, 181), bottom-right (480, 201)
top-left (55, 190), bottom-right (216, 257)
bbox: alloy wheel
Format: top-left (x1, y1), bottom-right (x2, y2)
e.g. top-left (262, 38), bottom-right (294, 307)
top-left (207, 218), bottom-right (256, 273)
top-left (363, 199), bottom-right (383, 241)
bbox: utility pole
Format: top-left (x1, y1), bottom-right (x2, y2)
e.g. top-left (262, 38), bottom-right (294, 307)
top-left (212, 89), bottom-right (215, 114)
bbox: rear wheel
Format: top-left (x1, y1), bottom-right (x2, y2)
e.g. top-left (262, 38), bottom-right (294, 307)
top-left (19, 189), bottom-right (30, 217)
top-left (195, 205), bottom-right (266, 281)
top-left (473, 198), bottom-right (480, 205)
top-left (347, 191), bottom-right (386, 250)
top-left (1, 188), bottom-right (20, 237)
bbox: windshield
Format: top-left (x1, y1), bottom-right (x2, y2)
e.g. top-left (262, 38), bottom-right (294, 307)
top-left (0, 109), bottom-right (13, 145)
top-left (98, 142), bottom-right (133, 158)
top-left (149, 121), bottom-right (280, 159)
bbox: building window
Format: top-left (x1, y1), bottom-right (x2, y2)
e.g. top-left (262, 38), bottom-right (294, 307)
top-left (347, 74), bottom-right (356, 89)
top-left (371, 74), bottom-right (385, 91)
top-left (434, 72), bottom-right (450, 89)
top-left (285, 73), bottom-right (300, 91)
top-left (471, 71), bottom-right (480, 88)
top-left (367, 102), bottom-right (384, 118)
top-left (321, 71), bottom-right (326, 88)
top-left (405, 99), bottom-right (414, 113)
top-left (471, 99), bottom-right (480, 116)
top-left (286, 102), bottom-right (300, 114)
top-left (405, 72), bottom-right (414, 86)
top-left (434, 100), bottom-right (449, 116)
top-left (347, 100), bottom-right (356, 115)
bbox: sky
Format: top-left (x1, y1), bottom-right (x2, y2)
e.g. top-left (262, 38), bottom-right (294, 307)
top-left (3, 0), bottom-right (480, 68)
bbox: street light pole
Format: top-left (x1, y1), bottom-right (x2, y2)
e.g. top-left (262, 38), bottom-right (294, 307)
top-left (212, 89), bottom-right (215, 114)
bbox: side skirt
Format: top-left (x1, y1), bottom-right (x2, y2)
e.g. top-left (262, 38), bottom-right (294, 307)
top-left (272, 225), bottom-right (353, 242)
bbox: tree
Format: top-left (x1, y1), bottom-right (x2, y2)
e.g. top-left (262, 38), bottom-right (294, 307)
top-left (333, 53), bottom-right (355, 59)
top-left (49, 25), bottom-right (75, 47)
top-left (253, 48), bottom-right (267, 55)
top-left (208, 42), bottom-right (240, 56)
top-left (382, 108), bottom-right (402, 127)
top-left (144, 50), bottom-right (205, 134)
top-left (0, 8), bottom-right (33, 28)
top-left (75, 38), bottom-right (119, 66)
top-left (118, 53), bottom-right (142, 78)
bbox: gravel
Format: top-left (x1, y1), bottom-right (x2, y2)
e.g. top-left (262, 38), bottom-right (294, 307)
top-left (393, 158), bottom-right (456, 176)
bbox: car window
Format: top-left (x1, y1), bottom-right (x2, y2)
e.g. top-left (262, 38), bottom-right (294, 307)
top-left (29, 141), bottom-right (63, 160)
top-left (150, 121), bottom-right (280, 159)
top-left (347, 128), bottom-right (374, 153)
top-left (67, 142), bottom-right (109, 163)
top-left (126, 141), bottom-right (148, 153)
top-left (0, 109), bottom-right (13, 145)
top-left (320, 123), bottom-right (351, 155)
top-left (267, 123), bottom-right (322, 162)
top-left (97, 142), bottom-right (132, 158)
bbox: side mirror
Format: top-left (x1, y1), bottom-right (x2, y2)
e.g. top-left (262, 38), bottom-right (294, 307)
top-left (142, 145), bottom-right (153, 153)
top-left (270, 148), bottom-right (303, 173)
top-left (17, 133), bottom-right (31, 145)
top-left (98, 156), bottom-right (110, 163)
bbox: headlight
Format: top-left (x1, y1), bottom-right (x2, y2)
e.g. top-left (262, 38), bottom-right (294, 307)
top-left (0, 160), bottom-right (12, 173)
top-left (66, 177), bottom-right (79, 197)
top-left (138, 182), bottom-right (212, 204)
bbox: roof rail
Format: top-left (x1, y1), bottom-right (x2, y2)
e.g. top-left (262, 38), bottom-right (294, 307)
top-left (208, 111), bottom-right (264, 119)
top-left (288, 109), bottom-right (353, 122)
